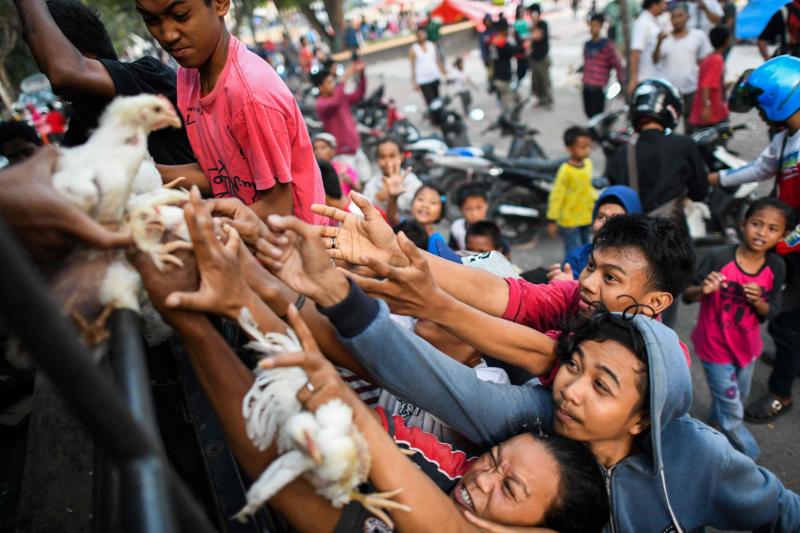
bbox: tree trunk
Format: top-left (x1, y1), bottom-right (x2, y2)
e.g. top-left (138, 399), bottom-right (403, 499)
top-left (322, 0), bottom-right (344, 52)
top-left (297, 3), bottom-right (335, 50)
top-left (0, 64), bottom-right (15, 110)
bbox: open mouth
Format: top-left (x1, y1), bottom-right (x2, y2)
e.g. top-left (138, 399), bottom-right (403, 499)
top-left (453, 482), bottom-right (475, 511)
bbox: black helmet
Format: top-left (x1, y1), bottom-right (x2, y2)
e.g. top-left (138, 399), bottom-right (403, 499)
top-left (629, 79), bottom-right (682, 131)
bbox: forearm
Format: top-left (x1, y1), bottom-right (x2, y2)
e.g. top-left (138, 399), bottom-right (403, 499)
top-left (752, 299), bottom-right (770, 318)
top-left (758, 40), bottom-right (770, 60)
top-left (652, 41), bottom-right (663, 64)
top-left (169, 312), bottom-right (268, 477)
top-left (249, 182), bottom-right (294, 222)
top-left (321, 287), bottom-right (550, 446)
top-left (682, 285), bottom-right (704, 303)
top-left (15, 0), bottom-right (112, 96)
top-left (702, 6), bottom-right (722, 24)
top-left (426, 253), bottom-right (510, 316)
top-left (426, 290), bottom-right (557, 375)
top-left (157, 163), bottom-right (211, 195)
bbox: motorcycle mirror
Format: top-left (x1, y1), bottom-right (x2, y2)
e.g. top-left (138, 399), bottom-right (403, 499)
top-left (468, 108), bottom-right (486, 121)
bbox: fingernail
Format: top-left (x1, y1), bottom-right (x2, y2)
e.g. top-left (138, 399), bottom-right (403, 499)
top-left (259, 357), bottom-right (274, 368)
top-left (165, 295), bottom-right (179, 307)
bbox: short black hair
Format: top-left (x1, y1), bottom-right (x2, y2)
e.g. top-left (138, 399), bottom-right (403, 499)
top-left (466, 220), bottom-right (504, 249)
top-left (556, 307), bottom-right (650, 415)
top-left (642, 0), bottom-right (664, 9)
top-left (393, 219), bottom-right (429, 250)
top-left (310, 67), bottom-right (331, 87)
top-left (592, 214), bottom-right (695, 296)
top-left (534, 431), bottom-right (611, 533)
top-left (596, 195), bottom-right (626, 212)
top-left (455, 182), bottom-right (488, 208)
top-left (563, 126), bottom-right (592, 147)
top-left (744, 197), bottom-right (794, 229)
top-left (46, 0), bottom-right (117, 60)
top-left (0, 121), bottom-right (41, 148)
top-left (376, 136), bottom-right (403, 153)
top-left (317, 158), bottom-right (342, 199)
top-left (709, 25), bottom-right (730, 48)
top-left (412, 184), bottom-right (447, 223)
top-left (589, 13), bottom-right (605, 24)
top-left (528, 3), bottom-right (542, 13)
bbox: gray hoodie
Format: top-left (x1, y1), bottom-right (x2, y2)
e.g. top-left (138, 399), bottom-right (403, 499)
top-left (319, 283), bottom-right (800, 532)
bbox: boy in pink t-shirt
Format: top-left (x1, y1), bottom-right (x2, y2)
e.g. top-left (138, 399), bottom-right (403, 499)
top-left (142, 0), bottom-right (324, 224)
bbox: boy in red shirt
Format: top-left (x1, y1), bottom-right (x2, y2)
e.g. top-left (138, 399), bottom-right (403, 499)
top-left (139, 0), bottom-right (325, 224)
top-left (690, 25), bottom-right (731, 128)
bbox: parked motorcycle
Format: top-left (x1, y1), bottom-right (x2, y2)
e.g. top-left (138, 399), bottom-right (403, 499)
top-left (427, 96), bottom-right (471, 148)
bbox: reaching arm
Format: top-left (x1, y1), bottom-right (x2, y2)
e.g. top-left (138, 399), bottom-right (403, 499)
top-left (345, 234), bottom-right (558, 376)
top-left (157, 162), bottom-right (211, 194)
top-left (248, 182), bottom-right (294, 222)
top-left (15, 0), bottom-right (116, 98)
top-left (346, 70), bottom-right (367, 105)
top-left (720, 139), bottom-right (779, 187)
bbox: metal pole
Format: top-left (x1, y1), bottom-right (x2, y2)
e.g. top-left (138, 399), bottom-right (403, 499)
top-left (0, 217), bottom-right (216, 533)
top-left (110, 310), bottom-right (178, 533)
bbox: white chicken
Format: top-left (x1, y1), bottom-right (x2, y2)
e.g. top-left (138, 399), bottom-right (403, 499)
top-left (52, 93), bottom-right (182, 225)
top-left (234, 308), bottom-right (410, 527)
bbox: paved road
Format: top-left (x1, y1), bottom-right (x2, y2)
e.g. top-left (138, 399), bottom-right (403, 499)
top-left (365, 5), bottom-right (800, 494)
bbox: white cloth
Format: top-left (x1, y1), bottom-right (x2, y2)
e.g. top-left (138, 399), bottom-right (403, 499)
top-left (657, 29), bottom-right (713, 94)
top-left (449, 69), bottom-right (472, 94)
top-left (631, 10), bottom-right (671, 81)
top-left (362, 171), bottom-right (423, 216)
top-left (412, 41), bottom-right (441, 85)
top-left (449, 218), bottom-right (467, 250)
top-left (688, 0), bottom-right (724, 34)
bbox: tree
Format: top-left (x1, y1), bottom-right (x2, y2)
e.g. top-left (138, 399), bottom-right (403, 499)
top-left (0, 0), bottom-right (21, 109)
top-left (274, 0), bottom-right (345, 52)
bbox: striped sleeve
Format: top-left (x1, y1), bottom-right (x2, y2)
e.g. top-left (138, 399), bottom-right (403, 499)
top-left (377, 407), bottom-right (475, 493)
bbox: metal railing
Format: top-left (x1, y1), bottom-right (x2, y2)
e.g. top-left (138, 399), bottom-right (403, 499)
top-left (0, 218), bottom-right (215, 533)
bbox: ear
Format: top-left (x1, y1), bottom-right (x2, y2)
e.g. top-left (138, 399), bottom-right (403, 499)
top-left (642, 290), bottom-right (673, 316)
top-left (213, 0), bottom-right (230, 18)
top-left (628, 412), bottom-right (650, 437)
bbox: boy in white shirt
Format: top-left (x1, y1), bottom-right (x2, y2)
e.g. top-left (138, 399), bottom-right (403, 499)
top-left (628, 0), bottom-right (670, 95)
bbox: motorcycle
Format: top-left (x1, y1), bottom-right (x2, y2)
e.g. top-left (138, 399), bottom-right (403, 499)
top-left (427, 95), bottom-right (471, 148)
top-left (690, 123), bottom-right (769, 243)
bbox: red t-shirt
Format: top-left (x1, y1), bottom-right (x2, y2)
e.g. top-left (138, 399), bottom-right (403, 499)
top-left (502, 278), bottom-right (691, 384)
top-left (177, 36), bottom-right (325, 224)
top-left (689, 52), bottom-right (729, 127)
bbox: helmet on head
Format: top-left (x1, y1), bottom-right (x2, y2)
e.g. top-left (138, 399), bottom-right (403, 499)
top-left (729, 55), bottom-right (800, 123)
top-left (629, 79), bottom-right (682, 131)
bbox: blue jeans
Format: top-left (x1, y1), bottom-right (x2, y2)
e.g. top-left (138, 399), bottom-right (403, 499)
top-left (701, 360), bottom-right (760, 459)
top-left (560, 225), bottom-right (591, 256)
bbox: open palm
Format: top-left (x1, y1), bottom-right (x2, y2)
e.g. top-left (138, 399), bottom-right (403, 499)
top-left (312, 192), bottom-right (408, 267)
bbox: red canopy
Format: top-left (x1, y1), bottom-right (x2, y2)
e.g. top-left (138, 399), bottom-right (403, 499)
top-left (430, 0), bottom-right (517, 31)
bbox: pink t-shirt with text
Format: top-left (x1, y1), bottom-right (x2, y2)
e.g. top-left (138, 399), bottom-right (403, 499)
top-left (177, 36), bottom-right (325, 224)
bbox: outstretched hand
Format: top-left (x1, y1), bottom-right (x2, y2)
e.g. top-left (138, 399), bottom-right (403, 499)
top-left (164, 187), bottom-right (257, 319)
top-left (0, 146), bottom-right (132, 261)
top-left (260, 214), bottom-right (350, 307)
top-left (546, 262), bottom-right (573, 282)
top-left (343, 232), bottom-right (445, 320)
top-left (205, 196), bottom-right (288, 251)
top-left (312, 191), bottom-right (407, 267)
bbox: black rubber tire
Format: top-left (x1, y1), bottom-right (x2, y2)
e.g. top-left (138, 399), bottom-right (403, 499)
top-left (490, 186), bottom-right (548, 245)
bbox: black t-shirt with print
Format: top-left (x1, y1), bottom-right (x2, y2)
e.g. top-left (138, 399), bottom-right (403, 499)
top-left (62, 56), bottom-right (195, 165)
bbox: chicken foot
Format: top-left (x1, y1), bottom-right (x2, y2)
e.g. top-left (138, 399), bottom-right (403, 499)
top-left (350, 488), bottom-right (411, 529)
top-left (152, 240), bottom-right (193, 269)
top-left (163, 176), bottom-right (187, 189)
top-left (64, 294), bottom-right (115, 346)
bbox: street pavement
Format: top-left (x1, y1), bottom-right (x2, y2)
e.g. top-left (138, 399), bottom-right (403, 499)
top-left (365, 4), bottom-right (800, 494)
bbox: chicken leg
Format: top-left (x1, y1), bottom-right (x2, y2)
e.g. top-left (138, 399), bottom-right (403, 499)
top-left (350, 488), bottom-right (411, 529)
top-left (64, 294), bottom-right (115, 346)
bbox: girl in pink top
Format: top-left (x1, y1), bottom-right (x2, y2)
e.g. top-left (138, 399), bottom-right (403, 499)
top-left (683, 198), bottom-right (791, 459)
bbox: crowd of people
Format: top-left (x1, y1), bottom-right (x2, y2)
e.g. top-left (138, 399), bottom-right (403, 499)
top-left (2, 0), bottom-right (800, 530)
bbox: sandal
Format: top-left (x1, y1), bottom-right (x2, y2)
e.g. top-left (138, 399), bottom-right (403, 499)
top-left (744, 393), bottom-right (793, 424)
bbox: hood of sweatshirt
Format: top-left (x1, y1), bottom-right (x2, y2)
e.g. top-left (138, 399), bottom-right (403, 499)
top-left (592, 185), bottom-right (642, 219)
top-left (625, 314), bottom-right (693, 530)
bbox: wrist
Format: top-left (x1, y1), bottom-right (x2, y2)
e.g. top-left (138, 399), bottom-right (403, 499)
top-left (312, 271), bottom-right (351, 307)
top-left (231, 289), bottom-right (262, 321)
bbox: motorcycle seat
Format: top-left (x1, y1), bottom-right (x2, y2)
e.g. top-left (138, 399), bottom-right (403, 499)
top-left (497, 156), bottom-right (567, 173)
